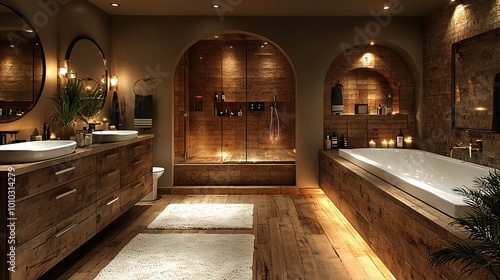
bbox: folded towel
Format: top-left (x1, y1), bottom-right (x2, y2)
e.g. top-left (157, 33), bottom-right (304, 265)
top-left (134, 94), bottom-right (153, 129)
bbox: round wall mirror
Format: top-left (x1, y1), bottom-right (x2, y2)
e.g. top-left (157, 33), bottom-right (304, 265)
top-left (65, 36), bottom-right (108, 118)
top-left (0, 2), bottom-right (45, 123)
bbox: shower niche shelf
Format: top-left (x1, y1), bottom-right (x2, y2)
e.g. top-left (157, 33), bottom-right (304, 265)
top-left (213, 101), bottom-right (245, 117)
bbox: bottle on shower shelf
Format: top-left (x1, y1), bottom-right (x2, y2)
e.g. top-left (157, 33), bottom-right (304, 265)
top-left (237, 106), bottom-right (243, 116)
top-left (214, 91), bottom-right (218, 102)
top-left (221, 91), bottom-right (225, 101)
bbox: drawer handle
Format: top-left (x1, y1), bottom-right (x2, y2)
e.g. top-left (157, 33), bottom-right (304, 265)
top-left (55, 166), bottom-right (76, 176)
top-left (133, 145), bottom-right (142, 150)
top-left (132, 183), bottom-right (142, 189)
top-left (133, 160), bottom-right (143, 165)
top-left (106, 197), bottom-right (119, 205)
top-left (106, 169), bottom-right (120, 177)
top-left (55, 188), bottom-right (78, 200)
top-left (106, 153), bottom-right (119, 159)
top-left (54, 223), bottom-right (77, 238)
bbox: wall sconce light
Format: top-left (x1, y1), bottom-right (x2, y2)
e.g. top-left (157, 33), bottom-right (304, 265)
top-left (110, 75), bottom-right (118, 91)
top-left (58, 60), bottom-right (70, 85)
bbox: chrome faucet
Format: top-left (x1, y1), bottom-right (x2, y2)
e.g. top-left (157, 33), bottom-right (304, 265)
top-left (449, 140), bottom-right (483, 158)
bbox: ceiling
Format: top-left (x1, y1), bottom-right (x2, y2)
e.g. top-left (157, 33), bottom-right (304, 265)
top-left (88, 0), bottom-right (451, 17)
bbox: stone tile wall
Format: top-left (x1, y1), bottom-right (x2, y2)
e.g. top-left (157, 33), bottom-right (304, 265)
top-left (423, 0), bottom-right (500, 168)
top-left (324, 45), bottom-right (415, 148)
top-left (319, 151), bottom-right (489, 280)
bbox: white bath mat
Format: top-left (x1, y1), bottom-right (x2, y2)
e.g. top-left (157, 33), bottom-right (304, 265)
top-left (147, 203), bottom-right (254, 230)
top-left (94, 233), bottom-right (254, 280)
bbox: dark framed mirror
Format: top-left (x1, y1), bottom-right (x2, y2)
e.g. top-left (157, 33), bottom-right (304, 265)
top-left (0, 2), bottom-right (45, 123)
top-left (65, 36), bottom-right (108, 118)
top-left (452, 28), bottom-right (500, 132)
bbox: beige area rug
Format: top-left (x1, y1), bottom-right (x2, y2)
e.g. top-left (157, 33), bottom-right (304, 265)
top-left (94, 233), bottom-right (254, 280)
top-left (147, 204), bottom-right (254, 230)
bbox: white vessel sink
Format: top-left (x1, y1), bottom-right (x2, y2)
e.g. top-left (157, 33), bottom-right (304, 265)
top-left (92, 130), bottom-right (138, 143)
top-left (0, 140), bottom-right (77, 164)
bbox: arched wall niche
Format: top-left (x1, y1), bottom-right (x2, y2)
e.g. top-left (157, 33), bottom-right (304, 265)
top-left (323, 44), bottom-right (416, 148)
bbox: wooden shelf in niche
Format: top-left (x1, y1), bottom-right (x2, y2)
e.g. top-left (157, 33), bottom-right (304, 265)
top-left (213, 101), bottom-right (245, 117)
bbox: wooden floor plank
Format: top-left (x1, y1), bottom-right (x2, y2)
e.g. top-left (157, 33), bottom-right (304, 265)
top-left (41, 194), bottom-right (394, 280)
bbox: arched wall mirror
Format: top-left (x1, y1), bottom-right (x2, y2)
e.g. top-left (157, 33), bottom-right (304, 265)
top-left (65, 36), bottom-right (108, 118)
top-left (0, 2), bottom-right (45, 123)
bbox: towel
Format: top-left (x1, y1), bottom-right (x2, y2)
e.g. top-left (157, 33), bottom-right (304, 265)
top-left (134, 94), bottom-right (153, 129)
top-left (110, 91), bottom-right (122, 129)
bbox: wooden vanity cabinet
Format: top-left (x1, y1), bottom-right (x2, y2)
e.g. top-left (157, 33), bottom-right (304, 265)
top-left (1, 135), bottom-right (154, 280)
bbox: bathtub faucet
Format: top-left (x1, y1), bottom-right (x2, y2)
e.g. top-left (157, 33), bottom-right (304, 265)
top-left (449, 140), bottom-right (482, 158)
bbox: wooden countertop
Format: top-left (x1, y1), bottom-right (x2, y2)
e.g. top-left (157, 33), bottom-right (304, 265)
top-left (0, 134), bottom-right (154, 176)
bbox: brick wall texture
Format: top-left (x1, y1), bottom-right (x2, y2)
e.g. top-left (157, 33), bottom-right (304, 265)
top-left (423, 0), bottom-right (500, 168)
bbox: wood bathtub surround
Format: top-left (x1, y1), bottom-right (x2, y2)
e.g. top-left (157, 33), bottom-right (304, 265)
top-left (0, 134), bottom-right (154, 280)
top-left (319, 150), bottom-right (491, 280)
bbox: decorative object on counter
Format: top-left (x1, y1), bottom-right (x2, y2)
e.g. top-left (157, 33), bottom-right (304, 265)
top-left (355, 104), bottom-right (368, 114)
top-left (331, 131), bottom-right (338, 149)
top-left (405, 137), bottom-right (413, 149)
top-left (381, 140), bottom-right (388, 148)
top-left (339, 134), bottom-right (347, 148)
top-left (396, 130), bottom-right (404, 148)
top-left (369, 140), bottom-right (376, 148)
top-left (324, 135), bottom-right (331, 150)
top-left (331, 81), bottom-right (344, 114)
top-left (430, 170), bottom-right (500, 279)
top-left (49, 78), bottom-right (86, 139)
top-left (133, 78), bottom-right (156, 129)
top-left (384, 105), bottom-right (393, 115)
top-left (388, 139), bottom-right (395, 148)
top-left (102, 117), bottom-right (109, 130)
top-left (110, 90), bottom-right (122, 130)
top-left (237, 106), bottom-right (243, 116)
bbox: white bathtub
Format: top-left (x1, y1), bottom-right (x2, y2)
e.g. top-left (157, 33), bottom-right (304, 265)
top-left (339, 148), bottom-right (495, 217)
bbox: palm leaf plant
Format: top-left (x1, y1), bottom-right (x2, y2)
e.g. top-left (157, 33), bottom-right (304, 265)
top-left (430, 169), bottom-right (500, 279)
top-left (49, 78), bottom-right (86, 136)
top-left (79, 86), bottom-right (105, 120)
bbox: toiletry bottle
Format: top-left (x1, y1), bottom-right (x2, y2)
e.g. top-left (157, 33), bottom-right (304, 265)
top-left (339, 134), bottom-right (347, 148)
top-left (214, 91), bottom-right (218, 101)
top-left (325, 135), bottom-right (331, 150)
top-left (238, 106), bottom-right (243, 116)
top-left (221, 91), bottom-right (226, 101)
top-left (377, 104), bottom-right (382, 115)
top-left (331, 131), bottom-right (338, 149)
top-left (396, 130), bottom-right (404, 148)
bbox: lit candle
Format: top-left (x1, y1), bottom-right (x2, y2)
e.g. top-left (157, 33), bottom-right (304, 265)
top-left (381, 140), bottom-right (388, 148)
top-left (405, 137), bottom-right (413, 149)
top-left (369, 140), bottom-right (376, 148)
top-left (388, 139), bottom-right (395, 148)
top-left (50, 133), bottom-right (56, 140)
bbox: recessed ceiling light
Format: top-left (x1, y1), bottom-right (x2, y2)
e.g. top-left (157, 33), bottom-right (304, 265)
top-left (370, 41), bottom-right (375, 45)
top-left (111, 3), bottom-right (120, 7)
top-left (383, 5), bottom-right (389, 10)
top-left (213, 4), bottom-right (220, 8)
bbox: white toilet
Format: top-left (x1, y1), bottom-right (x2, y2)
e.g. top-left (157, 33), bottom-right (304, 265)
top-left (141, 167), bottom-right (164, 201)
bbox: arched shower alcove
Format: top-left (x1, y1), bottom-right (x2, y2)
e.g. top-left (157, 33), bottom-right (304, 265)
top-left (173, 32), bottom-right (297, 187)
top-left (324, 44), bottom-right (416, 148)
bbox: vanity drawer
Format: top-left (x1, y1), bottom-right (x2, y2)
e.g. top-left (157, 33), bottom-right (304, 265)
top-left (97, 148), bottom-right (120, 174)
top-left (96, 190), bottom-right (121, 231)
top-left (16, 155), bottom-right (96, 201)
top-left (120, 139), bottom-right (152, 159)
top-left (16, 174), bottom-right (97, 245)
top-left (120, 172), bottom-right (152, 211)
top-left (120, 151), bottom-right (152, 186)
top-left (13, 205), bottom-right (96, 280)
top-left (97, 167), bottom-right (120, 199)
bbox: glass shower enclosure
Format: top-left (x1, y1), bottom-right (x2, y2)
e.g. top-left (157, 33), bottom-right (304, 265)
top-left (174, 34), bottom-right (296, 163)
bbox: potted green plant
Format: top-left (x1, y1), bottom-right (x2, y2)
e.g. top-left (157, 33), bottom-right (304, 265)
top-left (430, 170), bottom-right (500, 279)
top-left (49, 78), bottom-right (86, 138)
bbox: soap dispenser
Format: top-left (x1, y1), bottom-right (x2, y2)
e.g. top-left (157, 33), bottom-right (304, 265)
top-left (324, 135), bottom-right (331, 150)
top-left (331, 131), bottom-right (338, 149)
